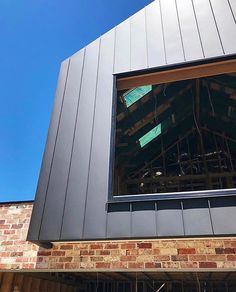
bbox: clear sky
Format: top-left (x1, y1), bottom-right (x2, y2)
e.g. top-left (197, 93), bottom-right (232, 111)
top-left (0, 0), bottom-right (152, 202)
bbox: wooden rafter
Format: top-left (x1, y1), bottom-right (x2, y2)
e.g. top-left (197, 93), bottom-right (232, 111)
top-left (123, 83), bottom-right (192, 137)
top-left (117, 59), bottom-right (236, 90)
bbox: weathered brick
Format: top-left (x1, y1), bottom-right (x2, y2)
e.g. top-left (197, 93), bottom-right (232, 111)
top-left (37, 251), bottom-right (52, 256)
top-left (171, 255), bottom-right (188, 261)
top-left (120, 255), bottom-right (136, 261)
top-left (51, 251), bottom-right (66, 256)
top-left (90, 244), bottom-right (103, 250)
top-left (145, 262), bottom-right (161, 268)
top-left (60, 245), bottom-right (73, 250)
top-left (96, 262), bottom-right (111, 269)
top-left (189, 255), bottom-right (206, 261)
top-left (137, 243), bottom-right (152, 249)
top-left (11, 224), bottom-right (23, 229)
top-left (121, 243), bottom-right (136, 249)
top-left (104, 244), bottom-right (119, 249)
top-left (128, 262), bottom-right (144, 269)
top-left (207, 255), bottom-right (226, 261)
top-left (215, 248), bottom-right (235, 254)
top-left (199, 262), bottom-right (217, 268)
top-left (59, 257), bottom-right (73, 263)
top-left (178, 248), bottom-right (196, 255)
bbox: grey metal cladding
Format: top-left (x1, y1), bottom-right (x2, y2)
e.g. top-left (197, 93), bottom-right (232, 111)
top-left (130, 9), bottom-right (148, 71)
top-left (156, 201), bottom-right (184, 237)
top-left (191, 0), bottom-right (223, 58)
top-left (145, 1), bottom-right (166, 67)
top-left (210, 197), bottom-right (236, 235)
top-left (60, 40), bottom-right (100, 240)
top-left (229, 0), bottom-right (236, 19)
top-left (39, 50), bottom-right (85, 241)
top-left (28, 0), bottom-right (236, 242)
top-left (210, 0), bottom-right (236, 54)
top-left (160, 0), bottom-right (185, 64)
top-left (175, 0), bottom-right (203, 61)
top-left (83, 30), bottom-right (115, 239)
top-left (27, 59), bottom-right (70, 241)
top-left (182, 199), bottom-right (213, 236)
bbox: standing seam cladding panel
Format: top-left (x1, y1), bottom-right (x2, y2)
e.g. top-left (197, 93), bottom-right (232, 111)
top-left (160, 0), bottom-right (185, 64)
top-left (229, 0), bottom-right (236, 20)
top-left (114, 19), bottom-right (131, 74)
top-left (176, 0), bottom-right (204, 61)
top-left (27, 59), bottom-right (69, 240)
top-left (191, 0), bottom-right (223, 58)
top-left (210, 0), bottom-right (236, 54)
top-left (130, 9), bottom-right (148, 71)
top-left (83, 30), bottom-right (115, 239)
top-left (61, 40), bottom-right (100, 240)
top-left (145, 0), bottom-right (166, 67)
top-left (39, 52), bottom-right (84, 240)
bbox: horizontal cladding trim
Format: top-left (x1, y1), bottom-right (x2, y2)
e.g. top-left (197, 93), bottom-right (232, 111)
top-left (108, 194), bottom-right (236, 211)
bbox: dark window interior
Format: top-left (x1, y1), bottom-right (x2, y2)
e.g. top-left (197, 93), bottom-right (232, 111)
top-left (113, 71), bottom-right (236, 196)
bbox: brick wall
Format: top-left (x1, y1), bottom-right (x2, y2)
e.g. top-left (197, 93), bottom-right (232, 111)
top-left (1, 202), bottom-right (236, 271)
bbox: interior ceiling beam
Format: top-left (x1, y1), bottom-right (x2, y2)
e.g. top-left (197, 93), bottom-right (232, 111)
top-left (202, 127), bottom-right (236, 144)
top-left (124, 83), bottom-right (192, 137)
top-left (117, 59), bottom-right (236, 90)
top-left (117, 85), bottom-right (164, 122)
top-left (204, 80), bottom-right (236, 99)
top-left (129, 127), bottom-right (195, 178)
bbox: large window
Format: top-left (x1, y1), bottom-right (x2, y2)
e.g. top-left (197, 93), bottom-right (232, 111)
top-left (112, 59), bottom-right (236, 197)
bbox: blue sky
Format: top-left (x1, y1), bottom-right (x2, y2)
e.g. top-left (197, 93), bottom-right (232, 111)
top-left (0, 0), bottom-right (152, 202)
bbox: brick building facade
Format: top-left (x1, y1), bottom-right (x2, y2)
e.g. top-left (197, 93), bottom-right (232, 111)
top-left (1, 201), bottom-right (236, 272)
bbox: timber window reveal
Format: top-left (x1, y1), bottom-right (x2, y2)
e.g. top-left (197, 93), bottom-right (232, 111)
top-left (112, 59), bottom-right (236, 197)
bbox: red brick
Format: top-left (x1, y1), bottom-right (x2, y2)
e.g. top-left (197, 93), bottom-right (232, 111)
top-left (207, 255), bottom-right (226, 261)
top-left (120, 255), bottom-right (136, 261)
top-left (1, 241), bottom-right (13, 245)
top-left (111, 262), bottom-right (128, 269)
top-left (199, 262), bottom-right (217, 268)
top-left (90, 244), bottom-right (103, 250)
top-left (11, 224), bottom-right (23, 229)
top-left (96, 262), bottom-right (111, 269)
top-left (90, 257), bottom-right (104, 262)
top-left (215, 248), bottom-right (235, 254)
top-left (51, 251), bottom-right (66, 256)
top-left (171, 255), bottom-right (188, 261)
top-left (80, 250), bottom-right (95, 256)
top-left (96, 250), bottom-right (110, 255)
top-left (128, 262), bottom-right (144, 269)
top-left (60, 245), bottom-right (73, 250)
top-left (4, 230), bottom-right (15, 235)
top-left (10, 252), bottom-right (23, 257)
top-left (121, 243), bottom-right (136, 249)
top-left (145, 262), bottom-right (161, 268)
top-left (178, 248), bottom-right (196, 254)
top-left (154, 255), bottom-right (170, 261)
top-left (137, 243), bottom-right (152, 249)
top-left (189, 255), bottom-right (206, 261)
top-left (104, 244), bottom-right (119, 249)
top-left (22, 263), bottom-right (35, 269)
top-left (59, 257), bottom-right (73, 263)
top-left (65, 263), bottom-right (80, 269)
top-left (49, 263), bottom-right (64, 269)
top-left (0, 224), bottom-right (10, 229)
top-left (227, 255), bottom-right (236, 261)
top-left (37, 251), bottom-right (52, 256)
